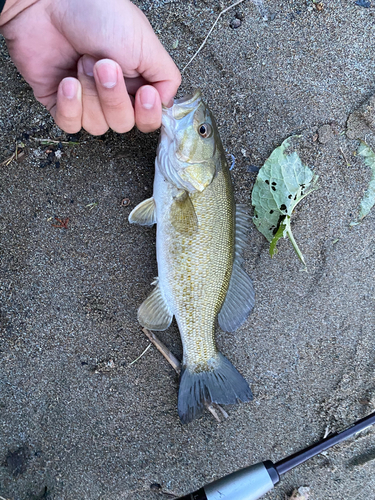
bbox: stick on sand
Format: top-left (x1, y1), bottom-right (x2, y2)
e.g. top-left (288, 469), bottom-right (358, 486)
top-left (142, 328), bottom-right (228, 422)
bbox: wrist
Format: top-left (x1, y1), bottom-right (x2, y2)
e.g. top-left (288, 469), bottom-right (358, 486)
top-left (0, 0), bottom-right (38, 27)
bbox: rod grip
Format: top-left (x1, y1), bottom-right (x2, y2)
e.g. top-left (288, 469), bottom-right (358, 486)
top-left (176, 462), bottom-right (278, 500)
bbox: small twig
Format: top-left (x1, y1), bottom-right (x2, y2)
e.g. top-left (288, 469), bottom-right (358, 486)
top-left (1, 142), bottom-right (24, 167)
top-left (30, 137), bottom-right (80, 146)
top-left (142, 328), bottom-right (181, 374)
top-left (0, 153), bottom-right (15, 166)
top-left (86, 202), bottom-right (98, 210)
top-left (128, 343), bottom-right (152, 366)
top-left (339, 146), bottom-right (351, 167)
top-left (142, 328), bottom-right (228, 422)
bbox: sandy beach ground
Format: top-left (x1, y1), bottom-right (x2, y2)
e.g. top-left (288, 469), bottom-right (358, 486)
top-left (1, 1), bottom-right (375, 499)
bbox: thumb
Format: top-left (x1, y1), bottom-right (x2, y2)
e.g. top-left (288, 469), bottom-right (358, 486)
top-left (123, 4), bottom-right (181, 106)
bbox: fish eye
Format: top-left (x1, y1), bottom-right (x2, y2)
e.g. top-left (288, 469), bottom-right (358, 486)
top-left (198, 123), bottom-right (212, 138)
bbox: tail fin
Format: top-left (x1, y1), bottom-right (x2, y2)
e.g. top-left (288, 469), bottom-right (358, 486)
top-left (178, 353), bottom-right (252, 424)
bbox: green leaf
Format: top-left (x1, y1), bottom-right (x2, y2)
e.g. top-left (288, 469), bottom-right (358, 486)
top-left (350, 141), bottom-right (375, 226)
top-left (269, 218), bottom-right (286, 258)
top-left (251, 136), bottom-right (318, 264)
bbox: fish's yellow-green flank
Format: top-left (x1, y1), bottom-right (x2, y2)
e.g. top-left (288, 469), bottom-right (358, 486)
top-left (129, 90), bottom-right (255, 423)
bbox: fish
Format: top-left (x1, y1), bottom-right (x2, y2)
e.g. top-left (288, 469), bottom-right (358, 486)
top-left (129, 90), bottom-right (255, 424)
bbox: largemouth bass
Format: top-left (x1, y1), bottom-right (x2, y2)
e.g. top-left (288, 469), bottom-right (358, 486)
top-left (129, 90), bottom-right (255, 423)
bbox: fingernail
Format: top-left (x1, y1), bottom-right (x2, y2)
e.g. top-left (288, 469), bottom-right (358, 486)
top-left (82, 55), bottom-right (95, 77)
top-left (140, 86), bottom-right (156, 110)
top-left (62, 78), bottom-right (77, 99)
top-left (95, 59), bottom-right (118, 89)
top-left (165, 98), bottom-right (174, 108)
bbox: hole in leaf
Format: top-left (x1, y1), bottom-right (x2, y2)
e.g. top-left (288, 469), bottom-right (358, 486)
top-left (272, 227), bottom-right (278, 236)
top-left (294, 194), bottom-right (297, 200)
top-left (271, 186), bottom-right (276, 191)
top-left (265, 180), bottom-right (270, 185)
top-left (300, 184), bottom-right (305, 189)
top-left (269, 210), bottom-right (274, 214)
top-left (271, 182), bottom-right (277, 186)
top-left (280, 204), bottom-right (287, 211)
top-left (288, 194), bottom-right (292, 199)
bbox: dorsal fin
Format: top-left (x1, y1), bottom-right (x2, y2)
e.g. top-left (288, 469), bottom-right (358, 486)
top-left (218, 205), bottom-right (255, 332)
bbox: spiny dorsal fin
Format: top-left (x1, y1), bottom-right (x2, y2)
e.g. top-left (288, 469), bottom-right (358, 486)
top-left (128, 197), bottom-right (156, 226)
top-left (138, 281), bottom-right (173, 331)
top-left (170, 191), bottom-right (198, 234)
top-left (218, 205), bottom-right (255, 332)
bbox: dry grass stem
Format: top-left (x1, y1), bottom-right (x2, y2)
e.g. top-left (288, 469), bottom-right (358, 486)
top-left (142, 328), bottom-right (228, 422)
top-left (182, 0), bottom-right (248, 73)
top-left (128, 343), bottom-right (152, 366)
top-left (0, 153), bottom-right (16, 167)
top-left (30, 137), bottom-right (80, 145)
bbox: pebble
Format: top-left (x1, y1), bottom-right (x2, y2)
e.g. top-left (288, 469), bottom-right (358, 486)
top-left (355, 0), bottom-right (371, 7)
top-left (230, 18), bottom-right (241, 29)
top-left (150, 483), bottom-right (162, 491)
top-left (318, 124), bottom-right (334, 144)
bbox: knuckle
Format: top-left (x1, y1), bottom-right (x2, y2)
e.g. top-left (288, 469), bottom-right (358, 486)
top-left (57, 120), bottom-right (82, 134)
top-left (137, 120), bottom-right (160, 134)
top-left (84, 123), bottom-right (109, 136)
top-left (101, 97), bottom-right (129, 111)
top-left (111, 120), bottom-right (135, 134)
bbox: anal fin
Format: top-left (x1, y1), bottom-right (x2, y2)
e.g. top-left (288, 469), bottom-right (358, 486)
top-left (128, 197), bottom-right (156, 226)
top-left (138, 281), bottom-right (173, 331)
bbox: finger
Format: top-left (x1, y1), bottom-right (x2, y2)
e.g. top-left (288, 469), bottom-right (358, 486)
top-left (124, 76), bottom-right (148, 95)
top-left (51, 77), bottom-right (83, 134)
top-left (77, 55), bottom-right (109, 136)
top-left (135, 85), bottom-right (162, 133)
top-left (134, 8), bottom-right (181, 106)
top-left (93, 59), bottom-right (135, 133)
top-left (151, 66), bottom-right (181, 108)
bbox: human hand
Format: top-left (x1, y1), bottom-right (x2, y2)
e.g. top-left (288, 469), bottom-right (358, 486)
top-left (0, 0), bottom-right (181, 134)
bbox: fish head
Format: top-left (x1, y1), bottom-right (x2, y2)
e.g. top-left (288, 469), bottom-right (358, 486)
top-left (158, 90), bottom-right (221, 193)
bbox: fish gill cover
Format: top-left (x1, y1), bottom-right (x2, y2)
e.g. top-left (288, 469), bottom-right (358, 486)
top-left (251, 136), bottom-right (319, 266)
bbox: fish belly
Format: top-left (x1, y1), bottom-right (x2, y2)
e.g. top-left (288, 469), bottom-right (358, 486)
top-left (154, 166), bottom-right (252, 423)
top-left (155, 168), bottom-right (233, 368)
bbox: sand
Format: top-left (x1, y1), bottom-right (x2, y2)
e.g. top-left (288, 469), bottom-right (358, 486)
top-left (1, 1), bottom-right (375, 499)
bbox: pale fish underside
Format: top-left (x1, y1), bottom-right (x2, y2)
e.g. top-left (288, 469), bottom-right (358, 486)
top-left (129, 90), bottom-right (255, 423)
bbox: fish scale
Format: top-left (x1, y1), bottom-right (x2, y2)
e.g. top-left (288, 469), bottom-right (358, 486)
top-left (162, 169), bottom-right (233, 367)
top-left (129, 90), bottom-right (255, 423)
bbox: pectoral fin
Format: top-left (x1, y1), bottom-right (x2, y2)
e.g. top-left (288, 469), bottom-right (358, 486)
top-left (170, 191), bottom-right (198, 234)
top-left (138, 281), bottom-right (173, 331)
top-left (218, 205), bottom-right (255, 332)
top-left (128, 197), bottom-right (156, 226)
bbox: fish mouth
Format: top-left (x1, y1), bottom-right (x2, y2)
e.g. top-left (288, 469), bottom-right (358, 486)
top-left (162, 90), bottom-right (202, 122)
top-left (173, 89), bottom-right (201, 106)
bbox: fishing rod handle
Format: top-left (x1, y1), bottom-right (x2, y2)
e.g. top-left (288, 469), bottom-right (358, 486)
top-left (176, 461), bottom-right (279, 500)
